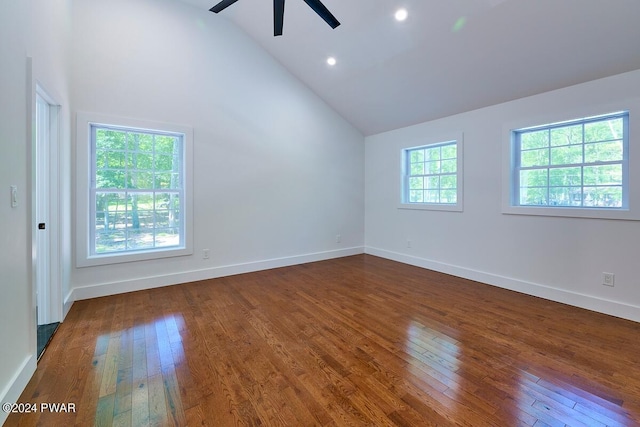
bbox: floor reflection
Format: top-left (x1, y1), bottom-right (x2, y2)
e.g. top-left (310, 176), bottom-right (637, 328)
top-left (91, 314), bottom-right (186, 426)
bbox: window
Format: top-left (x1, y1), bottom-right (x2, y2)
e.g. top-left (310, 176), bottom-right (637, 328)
top-left (400, 133), bottom-right (463, 211)
top-left (77, 113), bottom-right (193, 266)
top-left (511, 112), bottom-right (628, 210)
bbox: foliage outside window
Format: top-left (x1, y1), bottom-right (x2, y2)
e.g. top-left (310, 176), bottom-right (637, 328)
top-left (401, 136), bottom-right (463, 212)
top-left (91, 125), bottom-right (185, 255)
top-left (512, 112), bottom-right (628, 209)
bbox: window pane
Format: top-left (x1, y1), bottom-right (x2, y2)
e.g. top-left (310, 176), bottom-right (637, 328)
top-left (440, 190), bottom-right (457, 204)
top-left (549, 187), bottom-right (582, 206)
top-left (155, 154), bottom-right (174, 172)
top-left (96, 129), bottom-right (125, 151)
top-left (129, 171), bottom-right (153, 189)
top-left (105, 151), bottom-right (125, 169)
top-left (425, 177), bottom-right (439, 190)
top-left (409, 190), bottom-right (423, 203)
top-left (155, 193), bottom-right (180, 228)
top-left (410, 149), bottom-right (424, 163)
top-left (409, 177), bottom-right (423, 190)
top-left (550, 145), bottom-right (582, 165)
top-left (441, 159), bottom-right (456, 174)
top-left (155, 228), bottom-right (180, 248)
top-left (520, 130), bottom-right (549, 150)
top-left (424, 147), bottom-right (440, 161)
top-left (156, 136), bottom-right (176, 154)
top-left (584, 118), bottom-right (623, 142)
top-left (584, 141), bottom-right (623, 163)
top-left (441, 144), bottom-right (457, 159)
top-left (440, 175), bottom-right (456, 189)
top-left (410, 162), bottom-right (424, 176)
top-left (96, 231), bottom-right (126, 253)
top-left (519, 187), bottom-right (548, 206)
top-left (521, 149), bottom-right (549, 167)
top-left (96, 170), bottom-right (125, 189)
top-left (583, 186), bottom-right (622, 208)
top-left (583, 165), bottom-right (622, 186)
top-left (127, 229), bottom-right (154, 250)
top-left (424, 190), bottom-right (439, 203)
top-left (426, 161), bottom-right (440, 174)
top-left (520, 169), bottom-right (548, 187)
top-left (549, 167), bottom-right (581, 187)
top-left (550, 125), bottom-right (582, 146)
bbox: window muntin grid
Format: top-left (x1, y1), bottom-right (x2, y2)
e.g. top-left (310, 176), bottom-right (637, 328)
top-left (405, 141), bottom-right (458, 205)
top-left (513, 112), bottom-right (628, 209)
top-left (90, 125), bottom-right (185, 255)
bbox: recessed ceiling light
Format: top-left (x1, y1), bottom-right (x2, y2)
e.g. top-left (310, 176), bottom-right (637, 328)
top-left (327, 57), bottom-right (337, 66)
top-left (395, 8), bottom-right (408, 21)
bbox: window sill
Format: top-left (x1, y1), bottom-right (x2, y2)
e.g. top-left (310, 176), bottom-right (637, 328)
top-left (502, 205), bottom-right (640, 221)
top-left (398, 203), bottom-right (463, 212)
top-left (77, 246), bottom-right (192, 268)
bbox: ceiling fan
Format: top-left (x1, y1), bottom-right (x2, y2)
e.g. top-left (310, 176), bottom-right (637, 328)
top-left (210, 0), bottom-right (341, 36)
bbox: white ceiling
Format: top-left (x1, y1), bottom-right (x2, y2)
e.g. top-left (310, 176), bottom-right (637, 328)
top-left (179, 0), bottom-right (640, 135)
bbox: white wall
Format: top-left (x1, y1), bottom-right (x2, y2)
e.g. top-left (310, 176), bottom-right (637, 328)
top-left (69, 0), bottom-right (364, 299)
top-left (0, 2), bottom-right (33, 422)
top-left (0, 0), bottom-right (72, 423)
top-left (365, 70), bottom-right (640, 322)
top-left (29, 0), bottom-right (74, 317)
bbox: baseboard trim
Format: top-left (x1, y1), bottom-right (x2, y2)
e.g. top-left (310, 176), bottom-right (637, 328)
top-left (72, 247), bottom-right (365, 301)
top-left (63, 290), bottom-right (74, 319)
top-left (0, 354), bottom-right (36, 426)
top-left (365, 246), bottom-right (640, 323)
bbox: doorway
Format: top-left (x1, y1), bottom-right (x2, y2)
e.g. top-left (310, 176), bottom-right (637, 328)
top-left (34, 87), bottom-right (61, 359)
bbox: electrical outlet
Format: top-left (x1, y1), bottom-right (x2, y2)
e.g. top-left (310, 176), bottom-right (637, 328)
top-left (602, 272), bottom-right (615, 287)
top-left (203, 249), bottom-right (210, 260)
top-left (406, 239), bottom-right (411, 248)
top-left (10, 185), bottom-right (17, 208)
top-left (336, 234), bottom-right (341, 243)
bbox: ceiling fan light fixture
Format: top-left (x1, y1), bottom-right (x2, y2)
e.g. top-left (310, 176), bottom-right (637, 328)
top-left (395, 8), bottom-right (408, 22)
top-left (210, 0), bottom-right (340, 36)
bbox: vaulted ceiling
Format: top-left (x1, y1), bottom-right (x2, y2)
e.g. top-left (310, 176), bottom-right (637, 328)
top-left (179, 0), bottom-right (640, 135)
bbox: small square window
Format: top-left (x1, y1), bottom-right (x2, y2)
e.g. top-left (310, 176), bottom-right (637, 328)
top-left (399, 133), bottom-right (463, 212)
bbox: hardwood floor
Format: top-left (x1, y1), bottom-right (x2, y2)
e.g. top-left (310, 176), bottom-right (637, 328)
top-left (6, 254), bottom-right (640, 426)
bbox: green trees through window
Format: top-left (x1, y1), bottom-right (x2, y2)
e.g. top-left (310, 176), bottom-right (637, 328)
top-left (514, 112), bottom-right (628, 208)
top-left (92, 126), bottom-right (184, 254)
top-left (406, 142), bottom-right (458, 204)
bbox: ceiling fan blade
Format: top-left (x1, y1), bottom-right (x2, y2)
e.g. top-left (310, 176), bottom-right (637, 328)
top-left (274, 0), bottom-right (285, 36)
top-left (302, 0), bottom-right (340, 29)
top-left (210, 0), bottom-right (240, 13)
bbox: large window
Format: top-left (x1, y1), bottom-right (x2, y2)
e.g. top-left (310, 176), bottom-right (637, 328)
top-left (92, 125), bottom-right (184, 254)
top-left (400, 134), bottom-right (463, 211)
top-left (77, 113), bottom-right (193, 267)
top-left (511, 112), bottom-right (628, 209)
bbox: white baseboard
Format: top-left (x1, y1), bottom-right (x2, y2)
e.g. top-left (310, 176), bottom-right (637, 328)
top-left (365, 246), bottom-right (640, 323)
top-left (71, 247), bottom-right (364, 302)
top-left (63, 290), bottom-right (74, 319)
top-left (0, 355), bottom-right (36, 426)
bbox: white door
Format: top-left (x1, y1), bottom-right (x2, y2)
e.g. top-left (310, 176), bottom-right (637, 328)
top-left (35, 93), bottom-right (51, 325)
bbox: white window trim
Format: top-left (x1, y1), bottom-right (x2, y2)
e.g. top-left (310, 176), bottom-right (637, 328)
top-left (398, 131), bottom-right (464, 212)
top-left (76, 112), bottom-right (194, 267)
top-left (501, 100), bottom-right (640, 220)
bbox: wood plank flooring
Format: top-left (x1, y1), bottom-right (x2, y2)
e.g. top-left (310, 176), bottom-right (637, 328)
top-left (6, 254), bottom-right (640, 426)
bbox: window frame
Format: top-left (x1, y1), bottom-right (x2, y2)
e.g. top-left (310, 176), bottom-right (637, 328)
top-left (76, 112), bottom-right (193, 267)
top-left (398, 132), bottom-right (464, 212)
top-left (502, 106), bottom-right (640, 220)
